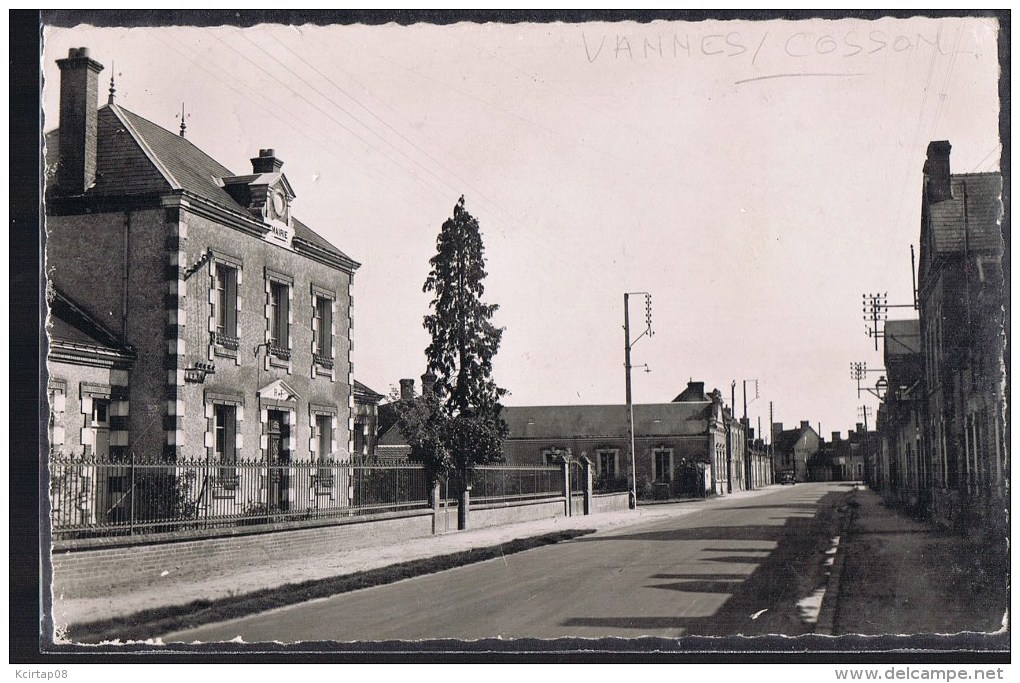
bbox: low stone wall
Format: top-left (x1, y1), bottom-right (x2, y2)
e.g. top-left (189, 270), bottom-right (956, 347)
top-left (50, 509), bottom-right (434, 598)
top-left (591, 492), bottom-right (631, 514)
top-left (468, 497), bottom-right (567, 528)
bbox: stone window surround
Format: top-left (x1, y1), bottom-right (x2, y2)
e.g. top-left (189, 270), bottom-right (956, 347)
top-left (595, 448), bottom-right (619, 477)
top-left (652, 446), bottom-right (674, 482)
top-left (204, 390), bottom-right (245, 468)
top-left (208, 249), bottom-right (243, 364)
top-left (265, 268), bottom-right (294, 373)
top-left (310, 282), bottom-right (337, 382)
top-left (308, 402), bottom-right (339, 462)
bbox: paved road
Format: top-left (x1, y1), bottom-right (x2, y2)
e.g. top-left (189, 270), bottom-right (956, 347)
top-left (165, 482), bottom-right (852, 643)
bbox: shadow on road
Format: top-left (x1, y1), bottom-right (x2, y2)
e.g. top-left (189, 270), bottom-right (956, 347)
top-left (563, 490), bottom-right (852, 636)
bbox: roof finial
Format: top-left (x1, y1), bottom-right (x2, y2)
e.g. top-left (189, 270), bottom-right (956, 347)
top-left (178, 102), bottom-right (187, 138)
top-left (107, 61), bottom-right (116, 104)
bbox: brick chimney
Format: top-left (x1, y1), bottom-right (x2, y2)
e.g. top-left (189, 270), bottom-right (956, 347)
top-left (923, 140), bottom-right (953, 203)
top-left (800, 420), bottom-right (810, 430)
top-left (856, 422), bottom-right (864, 434)
top-left (251, 148), bottom-right (284, 174)
top-left (399, 379), bottom-right (414, 401)
top-left (832, 431), bottom-right (841, 442)
top-left (56, 47), bottom-right (104, 195)
top-left (421, 372), bottom-right (437, 397)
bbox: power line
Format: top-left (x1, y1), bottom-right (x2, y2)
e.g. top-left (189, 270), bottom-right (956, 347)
top-left (146, 31), bottom-right (441, 210)
top-left (259, 27), bottom-right (532, 233)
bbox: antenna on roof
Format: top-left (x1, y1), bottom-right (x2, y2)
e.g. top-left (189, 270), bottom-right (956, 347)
top-left (107, 61), bottom-right (116, 104)
top-left (176, 102), bottom-right (190, 138)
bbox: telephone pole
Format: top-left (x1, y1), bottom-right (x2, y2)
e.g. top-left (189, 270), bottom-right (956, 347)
top-left (624, 292), bottom-right (653, 508)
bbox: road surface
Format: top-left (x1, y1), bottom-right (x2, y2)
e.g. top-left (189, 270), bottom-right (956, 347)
top-left (165, 482), bottom-right (852, 642)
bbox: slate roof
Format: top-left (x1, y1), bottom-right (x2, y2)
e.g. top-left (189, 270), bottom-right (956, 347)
top-left (48, 287), bottom-right (133, 356)
top-left (46, 104), bottom-right (357, 269)
top-left (354, 380), bottom-right (385, 403)
top-left (775, 424), bottom-right (818, 454)
top-left (928, 173), bottom-right (1003, 255)
top-left (502, 403), bottom-right (711, 440)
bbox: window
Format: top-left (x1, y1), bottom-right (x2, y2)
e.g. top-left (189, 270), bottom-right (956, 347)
top-left (353, 421), bottom-right (367, 458)
top-left (214, 404), bottom-right (237, 477)
top-left (654, 448), bottom-right (673, 482)
top-left (316, 414), bottom-right (333, 462)
top-left (89, 398), bottom-right (110, 459)
top-left (313, 296), bottom-right (333, 368)
top-left (269, 280), bottom-right (290, 359)
top-left (214, 263), bottom-right (239, 349)
top-left (597, 449), bottom-right (618, 479)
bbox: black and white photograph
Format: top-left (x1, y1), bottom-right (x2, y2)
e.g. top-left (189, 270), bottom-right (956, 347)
top-left (23, 9), bottom-right (1008, 666)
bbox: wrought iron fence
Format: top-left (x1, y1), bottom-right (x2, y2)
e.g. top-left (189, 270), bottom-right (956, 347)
top-left (594, 474), bottom-right (630, 494)
top-left (469, 463), bottom-right (564, 504)
top-left (48, 454), bottom-right (429, 541)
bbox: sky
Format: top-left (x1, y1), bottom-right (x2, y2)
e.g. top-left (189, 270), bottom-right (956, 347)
top-left (41, 14), bottom-right (1002, 439)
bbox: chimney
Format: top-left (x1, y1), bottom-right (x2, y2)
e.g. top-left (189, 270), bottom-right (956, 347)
top-left (399, 379), bottom-right (414, 401)
top-left (923, 140), bottom-right (953, 203)
top-left (251, 148), bottom-right (284, 174)
top-left (856, 422), bottom-right (864, 434)
top-left (56, 47), bottom-right (104, 195)
top-left (832, 431), bottom-right (841, 442)
top-left (421, 372), bottom-right (437, 397)
top-left (800, 420), bottom-right (810, 430)
top-left (773, 422), bottom-right (783, 435)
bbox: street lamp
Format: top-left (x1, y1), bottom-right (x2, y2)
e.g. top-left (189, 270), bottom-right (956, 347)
top-left (624, 292), bottom-right (653, 509)
top-left (851, 361), bottom-right (888, 399)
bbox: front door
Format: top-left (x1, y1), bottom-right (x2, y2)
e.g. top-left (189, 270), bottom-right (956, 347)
top-left (267, 409), bottom-right (291, 511)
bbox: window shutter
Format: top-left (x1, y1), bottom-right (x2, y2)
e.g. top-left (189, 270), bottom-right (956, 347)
top-left (322, 300), bottom-right (332, 356)
top-left (224, 268), bottom-right (237, 336)
top-left (279, 286), bottom-right (290, 347)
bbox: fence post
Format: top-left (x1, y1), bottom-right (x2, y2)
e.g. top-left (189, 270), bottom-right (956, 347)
top-left (580, 453), bottom-right (593, 516)
top-left (431, 480), bottom-right (442, 534)
top-left (459, 470), bottom-right (469, 534)
top-left (557, 454), bottom-right (571, 517)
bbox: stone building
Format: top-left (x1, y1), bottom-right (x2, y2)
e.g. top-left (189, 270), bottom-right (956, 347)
top-left (875, 318), bottom-right (923, 509)
top-left (499, 381), bottom-right (742, 499)
top-left (772, 421), bottom-right (821, 482)
top-left (914, 140), bottom-right (1005, 531)
top-left (45, 46), bottom-right (360, 503)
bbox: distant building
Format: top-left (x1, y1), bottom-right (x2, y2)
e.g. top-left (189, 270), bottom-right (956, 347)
top-left (772, 421), bottom-right (821, 482)
top-left (45, 48), bottom-right (360, 516)
top-left (812, 426), bottom-right (874, 482)
top-left (500, 381), bottom-right (742, 499)
top-left (353, 381), bottom-right (385, 461)
top-left (914, 140), bottom-right (1005, 531)
top-left (875, 319), bottom-right (923, 509)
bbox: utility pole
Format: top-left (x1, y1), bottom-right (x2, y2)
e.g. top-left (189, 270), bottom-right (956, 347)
top-left (742, 379), bottom-right (758, 490)
top-left (728, 381), bottom-right (735, 493)
top-left (769, 401), bottom-right (775, 482)
top-left (858, 405), bottom-right (873, 486)
top-left (624, 292), bottom-right (652, 509)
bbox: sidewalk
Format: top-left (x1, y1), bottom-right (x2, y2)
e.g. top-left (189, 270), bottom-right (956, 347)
top-left (52, 486), bottom-right (779, 634)
top-left (830, 487), bottom-right (1008, 635)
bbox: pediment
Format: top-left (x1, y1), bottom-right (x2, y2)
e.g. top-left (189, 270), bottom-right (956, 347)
top-left (258, 379), bottom-right (299, 403)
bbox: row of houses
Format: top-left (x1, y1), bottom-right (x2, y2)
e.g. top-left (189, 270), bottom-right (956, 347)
top-left (872, 141), bottom-right (1005, 539)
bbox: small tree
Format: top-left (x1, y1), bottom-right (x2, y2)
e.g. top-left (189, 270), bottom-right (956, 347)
top-left (400, 196), bottom-right (508, 527)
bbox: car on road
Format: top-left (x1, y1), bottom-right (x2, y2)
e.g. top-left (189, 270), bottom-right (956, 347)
top-left (779, 471), bottom-right (796, 485)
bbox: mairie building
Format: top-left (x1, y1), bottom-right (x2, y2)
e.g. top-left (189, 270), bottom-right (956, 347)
top-left (45, 47), bottom-right (365, 500)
